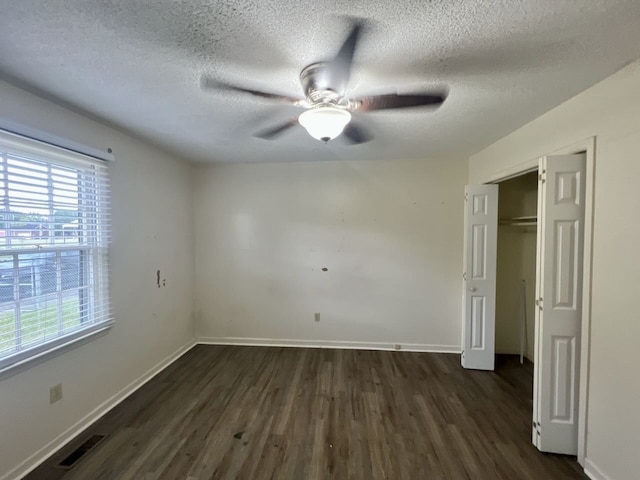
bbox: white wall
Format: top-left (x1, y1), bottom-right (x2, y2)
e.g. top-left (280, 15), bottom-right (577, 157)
top-left (193, 158), bottom-right (466, 351)
top-left (0, 81), bottom-right (195, 479)
top-left (470, 60), bottom-right (640, 480)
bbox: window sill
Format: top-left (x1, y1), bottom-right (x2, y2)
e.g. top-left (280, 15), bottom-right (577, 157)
top-left (0, 323), bottom-right (113, 381)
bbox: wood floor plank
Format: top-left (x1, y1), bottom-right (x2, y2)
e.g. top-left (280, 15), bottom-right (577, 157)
top-left (26, 346), bottom-right (587, 480)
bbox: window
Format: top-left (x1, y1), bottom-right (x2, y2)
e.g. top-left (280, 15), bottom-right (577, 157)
top-left (0, 130), bottom-right (111, 373)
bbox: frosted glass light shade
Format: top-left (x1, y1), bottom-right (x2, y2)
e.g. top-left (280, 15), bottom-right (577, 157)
top-left (298, 106), bottom-right (352, 142)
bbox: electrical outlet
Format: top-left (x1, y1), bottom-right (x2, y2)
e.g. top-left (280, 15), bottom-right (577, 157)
top-left (314, 312), bottom-right (320, 322)
top-left (50, 383), bottom-right (63, 404)
top-left (394, 344), bottom-right (401, 351)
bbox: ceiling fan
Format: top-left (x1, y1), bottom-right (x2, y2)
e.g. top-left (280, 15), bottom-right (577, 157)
top-left (201, 21), bottom-right (447, 144)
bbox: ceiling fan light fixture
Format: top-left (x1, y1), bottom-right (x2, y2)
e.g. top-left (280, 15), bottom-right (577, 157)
top-left (298, 106), bottom-right (352, 142)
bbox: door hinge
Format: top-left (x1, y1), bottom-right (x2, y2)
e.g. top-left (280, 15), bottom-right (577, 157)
top-left (463, 272), bottom-right (467, 280)
top-left (538, 169), bottom-right (546, 183)
top-left (465, 192), bottom-right (468, 202)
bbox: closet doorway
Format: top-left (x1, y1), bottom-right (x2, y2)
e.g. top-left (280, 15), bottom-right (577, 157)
top-left (461, 153), bottom-right (588, 457)
top-left (496, 171), bottom-right (538, 365)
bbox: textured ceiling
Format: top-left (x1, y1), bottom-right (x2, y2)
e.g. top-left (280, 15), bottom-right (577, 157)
top-left (1, 1), bottom-right (640, 163)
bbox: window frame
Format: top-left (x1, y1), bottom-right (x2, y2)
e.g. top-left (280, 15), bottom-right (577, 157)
top-left (0, 128), bottom-right (112, 377)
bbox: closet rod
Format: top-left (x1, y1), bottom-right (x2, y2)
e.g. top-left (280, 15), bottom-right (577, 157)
top-left (499, 215), bottom-right (537, 227)
top-left (499, 221), bottom-right (537, 227)
top-left (499, 215), bottom-right (536, 221)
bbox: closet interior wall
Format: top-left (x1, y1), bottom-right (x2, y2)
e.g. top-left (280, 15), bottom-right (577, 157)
top-left (496, 171), bottom-right (538, 361)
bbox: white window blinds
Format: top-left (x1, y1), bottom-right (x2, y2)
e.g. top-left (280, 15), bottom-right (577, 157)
top-left (0, 130), bottom-right (112, 372)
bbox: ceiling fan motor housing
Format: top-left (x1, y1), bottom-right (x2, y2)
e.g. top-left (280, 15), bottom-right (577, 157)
top-left (300, 63), bottom-right (346, 106)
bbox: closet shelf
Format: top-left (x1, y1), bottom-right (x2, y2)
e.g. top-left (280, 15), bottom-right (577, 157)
top-left (499, 215), bottom-right (537, 227)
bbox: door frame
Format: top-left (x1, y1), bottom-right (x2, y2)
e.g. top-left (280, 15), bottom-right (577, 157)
top-left (481, 137), bottom-right (595, 466)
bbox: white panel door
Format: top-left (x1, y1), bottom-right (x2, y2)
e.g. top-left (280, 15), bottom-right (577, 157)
top-left (533, 153), bottom-right (586, 454)
top-left (462, 185), bottom-right (498, 371)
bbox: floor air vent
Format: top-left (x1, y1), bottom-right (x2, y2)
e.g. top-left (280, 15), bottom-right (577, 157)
top-left (57, 434), bottom-right (106, 469)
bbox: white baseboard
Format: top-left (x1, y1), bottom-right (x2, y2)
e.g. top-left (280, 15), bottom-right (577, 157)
top-left (3, 340), bottom-right (197, 480)
top-left (584, 458), bottom-right (610, 480)
top-left (197, 336), bottom-right (460, 353)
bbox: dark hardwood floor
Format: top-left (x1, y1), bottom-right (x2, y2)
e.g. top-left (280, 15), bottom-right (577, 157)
top-left (27, 346), bottom-right (586, 480)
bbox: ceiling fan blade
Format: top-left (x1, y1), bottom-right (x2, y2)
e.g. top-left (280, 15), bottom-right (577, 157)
top-left (342, 122), bottom-right (372, 145)
top-left (201, 76), bottom-right (303, 104)
top-left (253, 119), bottom-right (299, 140)
top-left (326, 20), bottom-right (364, 94)
top-left (353, 92), bottom-right (447, 111)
